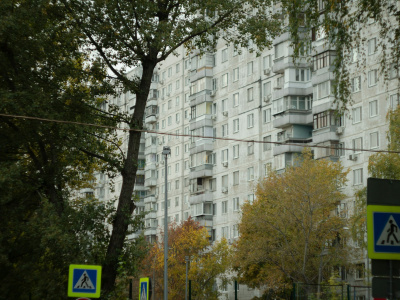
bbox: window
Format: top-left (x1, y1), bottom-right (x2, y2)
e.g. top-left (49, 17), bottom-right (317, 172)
top-left (352, 107), bottom-right (362, 124)
top-left (247, 194), bottom-right (254, 204)
top-left (162, 119), bottom-right (166, 129)
top-left (221, 48), bottom-right (228, 62)
top-left (175, 96), bottom-right (180, 107)
top-left (263, 108), bottom-right (271, 123)
top-left (317, 81), bottom-right (331, 98)
top-left (335, 143), bottom-right (345, 157)
top-left (233, 93), bottom-right (239, 107)
top-left (247, 87), bottom-right (254, 102)
top-left (370, 132), bottom-right (379, 149)
top-left (176, 112), bottom-right (180, 123)
top-left (233, 224), bottom-right (239, 237)
top-left (221, 98), bottom-right (227, 112)
top-left (263, 81), bottom-right (271, 96)
top-left (233, 67), bottom-right (239, 82)
top-left (212, 78), bottom-right (218, 91)
top-left (247, 167), bottom-right (254, 181)
top-left (176, 63), bottom-right (180, 73)
top-left (175, 180), bottom-right (180, 189)
top-left (221, 73), bottom-right (228, 87)
top-left (222, 175), bottom-right (228, 188)
top-left (390, 94), bottom-right (399, 108)
top-left (168, 83), bottom-right (172, 94)
top-left (248, 142), bottom-right (254, 155)
top-left (247, 113), bottom-right (254, 128)
top-left (263, 55), bottom-right (272, 70)
top-left (352, 137), bottom-right (363, 153)
top-left (368, 69), bottom-right (377, 87)
top-left (210, 178), bottom-right (217, 191)
top-left (355, 263), bottom-right (365, 279)
top-left (175, 146), bottom-right (179, 156)
top-left (168, 67), bottom-right (172, 77)
top-left (233, 171), bottom-right (239, 185)
top-left (185, 76), bottom-right (189, 86)
top-left (222, 124), bottom-right (228, 137)
top-left (233, 197), bottom-right (240, 211)
top-left (314, 111), bottom-right (343, 130)
top-left (263, 136), bottom-right (272, 151)
top-left (247, 61), bottom-right (253, 76)
top-left (368, 38), bottom-right (376, 55)
top-left (390, 63), bottom-right (399, 79)
top-left (295, 69), bottom-right (311, 82)
top-left (233, 118), bottom-right (239, 133)
top-left (313, 51), bottom-right (335, 70)
top-left (175, 163), bottom-right (180, 173)
top-left (184, 59), bottom-right (190, 69)
top-left (222, 226), bottom-right (229, 238)
top-left (176, 79), bottom-right (180, 90)
top-left (264, 162), bottom-right (272, 176)
top-left (222, 149), bottom-right (228, 163)
top-left (168, 116), bottom-right (172, 126)
top-left (275, 42), bottom-right (285, 59)
top-left (233, 144), bottom-right (239, 159)
top-left (351, 76), bottom-right (361, 93)
top-left (369, 100), bottom-right (378, 117)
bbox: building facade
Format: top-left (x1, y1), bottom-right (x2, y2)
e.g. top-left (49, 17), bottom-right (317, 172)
top-left (87, 10), bottom-right (399, 299)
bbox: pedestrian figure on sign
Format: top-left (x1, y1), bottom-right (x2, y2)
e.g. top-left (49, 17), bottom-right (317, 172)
top-left (80, 273), bottom-right (90, 288)
top-left (387, 220), bottom-right (399, 244)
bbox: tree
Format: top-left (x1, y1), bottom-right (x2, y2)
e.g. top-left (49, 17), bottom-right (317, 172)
top-left (0, 1), bottom-right (142, 298)
top-left (140, 218), bottom-right (232, 300)
top-left (60, 0), bottom-right (284, 292)
top-left (234, 149), bottom-right (350, 295)
top-left (282, 0), bottom-right (400, 114)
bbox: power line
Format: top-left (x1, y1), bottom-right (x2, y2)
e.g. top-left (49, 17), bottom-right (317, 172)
top-left (0, 112), bottom-right (399, 154)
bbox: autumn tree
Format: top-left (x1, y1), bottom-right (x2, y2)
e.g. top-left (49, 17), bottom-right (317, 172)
top-left (140, 218), bottom-right (232, 300)
top-left (234, 149), bottom-right (350, 296)
top-left (60, 0), bottom-right (283, 292)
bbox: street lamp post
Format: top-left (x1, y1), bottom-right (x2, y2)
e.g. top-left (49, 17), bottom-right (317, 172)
top-left (162, 146), bottom-right (171, 300)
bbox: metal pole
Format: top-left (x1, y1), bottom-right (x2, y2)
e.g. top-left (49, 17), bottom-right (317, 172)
top-left (129, 278), bottom-right (132, 300)
top-left (189, 279), bottom-right (192, 300)
top-left (185, 256), bottom-right (189, 300)
top-left (163, 146), bottom-right (171, 300)
top-left (234, 280), bottom-right (238, 300)
top-left (389, 260), bottom-right (393, 300)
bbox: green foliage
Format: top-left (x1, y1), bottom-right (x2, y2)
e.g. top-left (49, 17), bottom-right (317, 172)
top-left (283, 0), bottom-right (400, 114)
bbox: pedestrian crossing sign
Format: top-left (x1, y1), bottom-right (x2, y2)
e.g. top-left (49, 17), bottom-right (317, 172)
top-left (139, 277), bottom-right (150, 300)
top-left (68, 264), bottom-right (102, 298)
top-left (367, 205), bottom-right (400, 260)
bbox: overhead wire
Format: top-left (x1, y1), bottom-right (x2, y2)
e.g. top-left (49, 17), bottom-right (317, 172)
top-left (0, 113), bottom-right (399, 154)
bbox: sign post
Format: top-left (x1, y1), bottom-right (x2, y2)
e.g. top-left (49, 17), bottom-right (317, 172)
top-left (68, 264), bottom-right (102, 298)
top-left (367, 178), bottom-right (400, 299)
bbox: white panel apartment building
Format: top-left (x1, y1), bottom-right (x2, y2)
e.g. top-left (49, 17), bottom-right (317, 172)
top-left (90, 11), bottom-right (399, 298)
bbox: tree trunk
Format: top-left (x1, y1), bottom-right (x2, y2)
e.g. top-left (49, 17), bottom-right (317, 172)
top-left (102, 60), bottom-right (157, 294)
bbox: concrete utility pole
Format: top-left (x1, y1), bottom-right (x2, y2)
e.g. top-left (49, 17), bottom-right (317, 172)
top-left (162, 146), bottom-right (171, 300)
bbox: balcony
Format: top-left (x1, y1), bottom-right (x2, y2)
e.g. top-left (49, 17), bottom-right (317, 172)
top-left (145, 144), bottom-right (157, 155)
top-left (145, 211), bottom-right (157, 219)
top-left (189, 163), bottom-right (213, 179)
top-left (273, 144), bottom-right (305, 156)
top-left (189, 138), bottom-right (214, 155)
top-left (144, 195), bottom-right (156, 204)
top-left (273, 56), bottom-right (311, 74)
top-left (189, 190), bottom-right (213, 205)
top-left (144, 177), bottom-right (157, 188)
top-left (312, 126), bottom-right (341, 143)
top-left (273, 110), bottom-right (313, 128)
